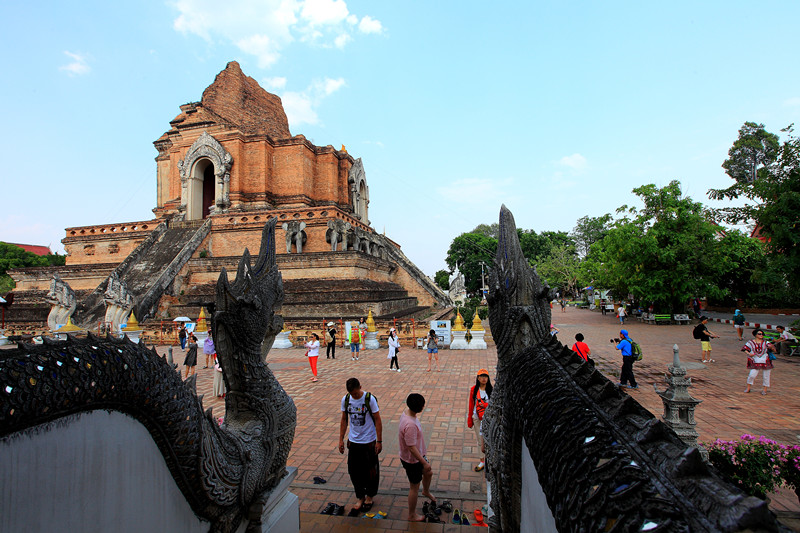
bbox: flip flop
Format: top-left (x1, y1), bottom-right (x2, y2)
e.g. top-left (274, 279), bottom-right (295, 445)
top-left (347, 508), bottom-right (361, 517)
top-left (474, 509), bottom-right (485, 523)
top-left (312, 476), bottom-right (327, 484)
top-left (375, 511), bottom-right (387, 519)
top-left (453, 509), bottom-right (462, 524)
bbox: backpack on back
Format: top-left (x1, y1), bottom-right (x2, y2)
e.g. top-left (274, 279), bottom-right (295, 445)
top-left (692, 324), bottom-right (703, 340)
top-left (630, 340), bottom-right (643, 361)
top-left (344, 392), bottom-right (377, 421)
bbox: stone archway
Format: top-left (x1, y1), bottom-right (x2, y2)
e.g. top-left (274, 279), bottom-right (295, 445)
top-left (348, 158), bottom-right (369, 225)
top-left (178, 131), bottom-right (233, 220)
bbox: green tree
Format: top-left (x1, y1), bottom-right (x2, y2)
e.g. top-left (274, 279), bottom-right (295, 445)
top-left (534, 243), bottom-right (581, 297)
top-left (0, 243), bottom-right (65, 295)
top-left (709, 124), bottom-right (800, 297)
top-left (582, 181), bottom-right (734, 312)
top-left (571, 214), bottom-right (612, 257)
top-left (721, 122), bottom-right (780, 184)
top-left (471, 223), bottom-right (499, 239)
top-left (434, 269), bottom-right (450, 291)
top-left (445, 233), bottom-right (497, 295)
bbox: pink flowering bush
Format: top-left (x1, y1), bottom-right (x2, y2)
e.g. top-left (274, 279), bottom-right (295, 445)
top-left (706, 434), bottom-right (800, 501)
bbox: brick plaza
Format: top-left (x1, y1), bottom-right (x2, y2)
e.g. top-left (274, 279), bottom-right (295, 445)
top-left (169, 308), bottom-right (800, 530)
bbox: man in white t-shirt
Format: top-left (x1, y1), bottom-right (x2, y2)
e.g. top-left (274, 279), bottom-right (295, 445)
top-left (339, 377), bottom-right (383, 514)
top-left (774, 326), bottom-right (797, 356)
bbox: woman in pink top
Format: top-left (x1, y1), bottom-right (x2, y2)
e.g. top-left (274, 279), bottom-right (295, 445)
top-left (399, 393), bottom-right (435, 522)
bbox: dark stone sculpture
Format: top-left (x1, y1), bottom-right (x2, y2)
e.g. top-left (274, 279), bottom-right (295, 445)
top-left (281, 221), bottom-right (306, 253)
top-left (483, 205), bottom-right (780, 532)
top-left (0, 218), bottom-right (296, 533)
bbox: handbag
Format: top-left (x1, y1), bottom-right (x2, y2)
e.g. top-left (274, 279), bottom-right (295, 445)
top-left (768, 350), bottom-right (777, 361)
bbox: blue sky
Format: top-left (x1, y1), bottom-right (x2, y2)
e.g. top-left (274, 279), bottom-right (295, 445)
top-left (2, 1), bottom-right (799, 275)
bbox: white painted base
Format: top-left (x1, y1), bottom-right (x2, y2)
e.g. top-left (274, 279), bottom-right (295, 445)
top-left (193, 330), bottom-right (209, 346)
top-left (273, 331), bottom-right (293, 349)
top-left (125, 330), bottom-right (143, 344)
top-left (468, 330), bottom-right (487, 349)
top-left (450, 330), bottom-right (469, 349)
top-left (364, 331), bottom-right (380, 350)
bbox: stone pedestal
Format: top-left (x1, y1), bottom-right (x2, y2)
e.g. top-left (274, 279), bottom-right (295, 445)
top-left (125, 330), bottom-right (143, 344)
top-left (654, 344), bottom-right (703, 450)
top-left (468, 329), bottom-right (487, 349)
top-left (194, 330), bottom-right (209, 347)
top-left (450, 329), bottom-right (469, 350)
top-left (364, 331), bottom-right (379, 350)
top-left (272, 331), bottom-right (293, 349)
top-left (239, 467), bottom-right (300, 533)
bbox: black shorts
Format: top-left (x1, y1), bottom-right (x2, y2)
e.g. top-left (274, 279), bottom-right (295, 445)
top-left (401, 459), bottom-right (424, 484)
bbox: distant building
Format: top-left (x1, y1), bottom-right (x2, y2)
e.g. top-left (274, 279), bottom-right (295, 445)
top-left (6, 243), bottom-right (52, 256)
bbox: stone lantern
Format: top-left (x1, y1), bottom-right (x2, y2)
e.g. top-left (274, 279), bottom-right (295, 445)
top-left (654, 344), bottom-right (703, 449)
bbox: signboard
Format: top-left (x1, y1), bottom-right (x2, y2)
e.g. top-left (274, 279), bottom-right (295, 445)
top-left (430, 320), bottom-right (451, 346)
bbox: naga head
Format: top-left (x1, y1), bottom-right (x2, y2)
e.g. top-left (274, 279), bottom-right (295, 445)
top-left (212, 218), bottom-right (284, 394)
top-left (487, 205), bottom-right (552, 366)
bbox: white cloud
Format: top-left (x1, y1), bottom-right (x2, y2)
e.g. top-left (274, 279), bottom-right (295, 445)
top-left (59, 51), bottom-right (90, 76)
top-left (281, 91), bottom-right (318, 126)
top-left (358, 15), bottom-right (383, 34)
top-left (263, 76), bottom-right (287, 90)
top-left (784, 97), bottom-right (800, 107)
top-left (301, 0), bottom-right (349, 26)
top-left (558, 153), bottom-right (588, 171)
top-left (279, 76), bottom-right (346, 126)
top-left (334, 33), bottom-right (352, 49)
top-left (172, 0), bottom-right (383, 66)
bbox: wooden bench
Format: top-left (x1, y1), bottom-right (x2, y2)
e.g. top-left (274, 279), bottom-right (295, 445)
top-left (673, 314), bottom-right (690, 325)
top-left (654, 314), bottom-right (672, 325)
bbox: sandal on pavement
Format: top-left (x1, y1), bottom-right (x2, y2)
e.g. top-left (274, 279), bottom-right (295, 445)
top-left (312, 476), bottom-right (327, 484)
top-left (347, 507), bottom-right (361, 517)
top-left (452, 509), bottom-right (462, 524)
top-left (439, 501), bottom-right (453, 513)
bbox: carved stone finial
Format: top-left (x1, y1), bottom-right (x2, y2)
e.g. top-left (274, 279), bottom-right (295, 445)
top-left (125, 311), bottom-right (141, 331)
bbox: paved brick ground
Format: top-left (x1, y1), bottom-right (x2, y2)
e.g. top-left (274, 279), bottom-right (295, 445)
top-left (156, 306), bottom-right (800, 530)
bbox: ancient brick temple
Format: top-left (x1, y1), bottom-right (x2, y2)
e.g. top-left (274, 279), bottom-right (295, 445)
top-left (9, 62), bottom-right (447, 327)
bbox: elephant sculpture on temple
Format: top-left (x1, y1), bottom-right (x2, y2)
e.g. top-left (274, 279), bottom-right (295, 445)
top-left (281, 221), bottom-right (307, 253)
top-left (326, 219), bottom-right (351, 251)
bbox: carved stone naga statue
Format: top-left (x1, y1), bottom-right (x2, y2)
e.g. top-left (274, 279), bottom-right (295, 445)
top-left (45, 273), bottom-right (77, 331)
top-left (482, 206), bottom-right (777, 532)
top-left (0, 218), bottom-right (297, 533)
top-left (103, 272), bottom-right (134, 331)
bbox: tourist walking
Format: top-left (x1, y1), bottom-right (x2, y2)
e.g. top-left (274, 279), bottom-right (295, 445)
top-left (572, 333), bottom-right (591, 361)
top-left (339, 378), bottom-right (382, 515)
top-left (426, 329), bottom-right (441, 372)
top-left (178, 323), bottom-right (188, 350)
top-left (613, 330), bottom-right (638, 389)
top-left (348, 324), bottom-right (363, 361)
top-left (743, 329), bottom-right (775, 395)
top-left (773, 325), bottom-right (796, 356)
top-left (326, 322), bottom-right (337, 359)
top-left (600, 299), bottom-right (607, 315)
top-left (560, 299), bottom-right (566, 313)
top-left (387, 328), bottom-right (400, 371)
top-left (693, 316), bottom-right (719, 363)
top-left (183, 334), bottom-right (198, 379)
top-left (399, 393), bottom-right (435, 522)
top-left (203, 331), bottom-right (215, 369)
top-left (467, 369), bottom-right (492, 472)
top-left (617, 305), bottom-right (627, 325)
top-left (305, 333), bottom-right (320, 382)
top-left (733, 310), bottom-right (746, 341)
top-left (212, 353), bottom-right (226, 397)
top-left (358, 317), bottom-right (368, 350)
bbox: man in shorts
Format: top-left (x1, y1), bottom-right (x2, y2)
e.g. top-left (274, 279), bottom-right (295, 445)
top-left (339, 377), bottom-right (382, 514)
top-left (399, 393), bottom-right (435, 522)
top-left (693, 316), bottom-right (718, 363)
top-left (348, 324), bottom-right (363, 361)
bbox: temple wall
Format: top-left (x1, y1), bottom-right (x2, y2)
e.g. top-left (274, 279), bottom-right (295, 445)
top-left (9, 264), bottom-right (117, 292)
top-left (63, 220), bottom-right (158, 266)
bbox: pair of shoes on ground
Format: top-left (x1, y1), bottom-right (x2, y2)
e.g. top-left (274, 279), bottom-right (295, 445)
top-left (452, 509), bottom-right (470, 525)
top-left (361, 511), bottom-right (387, 519)
top-left (320, 502), bottom-right (344, 515)
top-left (422, 501), bottom-right (441, 516)
top-left (617, 383), bottom-right (639, 390)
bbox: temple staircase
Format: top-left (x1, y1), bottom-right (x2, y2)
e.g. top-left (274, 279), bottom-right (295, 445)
top-left (74, 219), bottom-right (212, 328)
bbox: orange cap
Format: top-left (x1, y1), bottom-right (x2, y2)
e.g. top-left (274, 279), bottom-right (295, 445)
top-left (477, 368), bottom-right (489, 377)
